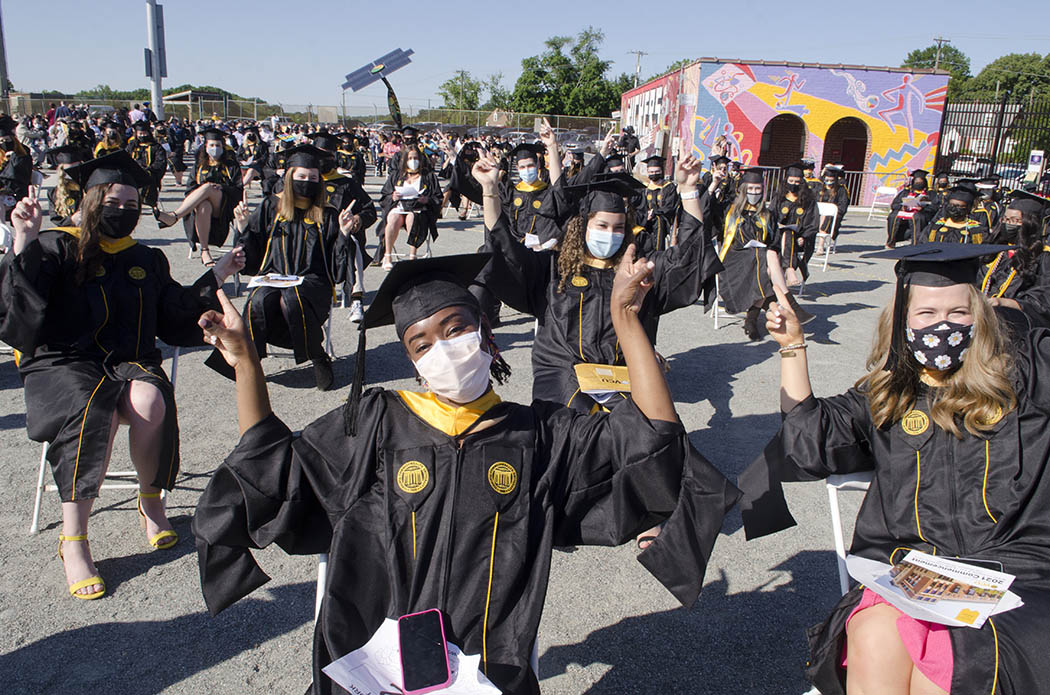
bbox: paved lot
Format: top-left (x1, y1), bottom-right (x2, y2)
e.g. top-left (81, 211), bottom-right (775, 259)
top-left (0, 170), bottom-right (895, 694)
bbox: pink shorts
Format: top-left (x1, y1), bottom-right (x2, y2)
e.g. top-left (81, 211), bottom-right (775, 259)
top-left (842, 588), bottom-right (953, 692)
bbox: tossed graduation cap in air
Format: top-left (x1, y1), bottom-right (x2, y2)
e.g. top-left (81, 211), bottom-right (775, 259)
top-left (64, 150), bottom-right (153, 190)
top-left (342, 49), bottom-right (416, 129)
top-left (565, 172), bottom-right (645, 216)
top-left (345, 253), bottom-right (493, 435)
top-left (1006, 190), bottom-right (1049, 218)
top-left (280, 144), bottom-right (328, 170)
top-left (46, 144), bottom-right (89, 166)
top-left (862, 243), bottom-right (1013, 371)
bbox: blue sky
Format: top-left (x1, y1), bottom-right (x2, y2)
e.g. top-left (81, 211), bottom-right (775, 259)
top-left (3, 0), bottom-right (1048, 113)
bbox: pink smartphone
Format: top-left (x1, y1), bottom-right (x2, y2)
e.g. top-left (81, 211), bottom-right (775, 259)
top-left (397, 609), bottom-right (452, 694)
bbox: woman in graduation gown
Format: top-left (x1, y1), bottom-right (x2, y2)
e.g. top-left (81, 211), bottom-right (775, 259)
top-left (0, 116), bottom-right (33, 210)
top-left (126, 120), bottom-right (167, 208)
top-left (738, 243), bottom-right (1050, 695)
top-left (45, 144), bottom-right (88, 225)
top-left (192, 249), bottom-right (738, 695)
top-left (923, 185), bottom-right (985, 244)
top-left (816, 165), bottom-right (850, 252)
top-left (638, 155), bottom-right (681, 254)
top-left (236, 127), bottom-right (268, 189)
top-left (980, 193), bottom-right (1050, 327)
top-left (0, 151), bottom-right (243, 600)
top-left (92, 121), bottom-right (125, 159)
top-left (480, 153), bottom-right (721, 413)
top-left (378, 145), bottom-right (442, 269)
top-left (221, 144), bottom-right (355, 391)
top-left (774, 162), bottom-right (819, 286)
top-left (886, 170), bottom-right (935, 248)
top-left (154, 128), bottom-right (243, 267)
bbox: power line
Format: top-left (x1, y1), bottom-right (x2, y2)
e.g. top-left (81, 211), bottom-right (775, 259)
top-left (627, 50), bottom-right (648, 88)
top-left (932, 36), bottom-right (951, 71)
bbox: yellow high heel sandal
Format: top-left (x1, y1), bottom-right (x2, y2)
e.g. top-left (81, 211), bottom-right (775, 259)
top-left (57, 535), bottom-right (106, 600)
top-left (137, 491), bottom-right (178, 550)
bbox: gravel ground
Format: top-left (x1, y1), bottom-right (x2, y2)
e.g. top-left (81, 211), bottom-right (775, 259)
top-left (0, 169), bottom-right (895, 694)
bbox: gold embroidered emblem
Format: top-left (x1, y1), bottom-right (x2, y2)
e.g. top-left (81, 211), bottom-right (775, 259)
top-left (396, 461), bottom-right (429, 494)
top-left (488, 462), bottom-right (517, 495)
top-left (532, 200), bottom-right (541, 209)
top-left (979, 405), bottom-right (1004, 426)
top-left (326, 185), bottom-right (335, 193)
top-left (513, 197), bottom-right (523, 207)
top-left (781, 206), bottom-right (790, 214)
top-left (796, 207), bottom-right (805, 215)
top-left (128, 266), bottom-right (146, 280)
top-left (95, 266), bottom-right (106, 277)
top-left (902, 410), bottom-right (930, 435)
top-left (65, 197), bottom-right (76, 208)
top-left (647, 194), bottom-right (654, 201)
top-left (571, 275), bottom-right (589, 287)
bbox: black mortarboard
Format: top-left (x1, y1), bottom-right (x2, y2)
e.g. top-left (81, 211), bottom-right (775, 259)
top-left (64, 150), bottom-right (152, 190)
top-left (976, 176), bottom-right (999, 189)
top-left (132, 120), bottom-right (151, 131)
top-left (400, 125), bottom-right (419, 137)
top-left (102, 121), bottom-right (122, 132)
top-left (201, 127), bottom-right (227, 141)
top-left (823, 165), bottom-right (845, 177)
top-left (604, 153), bottom-right (625, 167)
top-left (641, 155), bottom-right (665, 167)
top-left (741, 167), bottom-right (764, 184)
top-left (47, 144), bottom-right (89, 165)
top-left (346, 253), bottom-right (491, 435)
top-left (862, 243), bottom-right (1012, 371)
top-left (800, 160), bottom-right (815, 171)
top-left (784, 162), bottom-right (805, 178)
top-left (0, 115), bottom-right (16, 133)
top-left (709, 155), bottom-right (730, 166)
top-left (910, 169), bottom-right (929, 178)
top-left (308, 132), bottom-right (342, 152)
top-left (571, 147), bottom-right (586, 156)
top-left (1007, 190), bottom-right (1049, 218)
top-left (946, 184), bottom-right (976, 205)
top-left (567, 172), bottom-right (645, 215)
top-left (509, 142), bottom-right (544, 163)
top-left (280, 144), bottom-right (328, 170)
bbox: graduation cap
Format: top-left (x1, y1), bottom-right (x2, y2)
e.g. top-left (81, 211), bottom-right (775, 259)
top-left (709, 154), bottom-right (731, 167)
top-left (346, 253), bottom-right (492, 435)
top-left (570, 147), bottom-right (587, 156)
top-left (280, 144), bottom-right (328, 170)
top-left (46, 144), bottom-right (89, 165)
top-left (509, 142), bottom-right (544, 164)
top-left (823, 165), bottom-right (845, 177)
top-left (783, 162), bottom-right (805, 178)
top-left (862, 243), bottom-right (1013, 371)
top-left (946, 183), bottom-right (977, 205)
top-left (64, 150), bottom-right (152, 190)
top-left (604, 153), bottom-right (626, 168)
top-left (641, 155), bottom-right (665, 167)
top-left (400, 125), bottom-right (419, 137)
top-left (0, 115), bottom-right (16, 134)
top-left (800, 160), bottom-right (815, 172)
top-left (910, 169), bottom-right (929, 179)
top-left (307, 132), bottom-right (342, 152)
top-left (741, 167), bottom-right (764, 184)
top-left (1006, 190), bottom-right (1049, 218)
top-left (566, 172), bottom-right (645, 216)
top-left (131, 120), bottom-right (152, 131)
top-left (976, 176), bottom-right (999, 190)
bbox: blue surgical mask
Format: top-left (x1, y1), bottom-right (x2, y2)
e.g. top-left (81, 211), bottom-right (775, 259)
top-left (585, 228), bottom-right (625, 259)
top-left (519, 167), bottom-right (538, 184)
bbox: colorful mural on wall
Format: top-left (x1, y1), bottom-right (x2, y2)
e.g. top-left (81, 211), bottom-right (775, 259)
top-left (620, 72), bottom-right (681, 165)
top-left (688, 60), bottom-right (949, 205)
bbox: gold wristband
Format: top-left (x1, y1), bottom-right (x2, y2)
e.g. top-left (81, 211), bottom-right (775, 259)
top-left (779, 343), bottom-right (807, 357)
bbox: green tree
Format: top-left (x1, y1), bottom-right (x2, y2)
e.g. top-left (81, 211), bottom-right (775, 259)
top-left (510, 27), bottom-right (624, 116)
top-left (481, 72), bottom-right (512, 111)
top-left (902, 44), bottom-right (972, 100)
top-left (962, 53), bottom-right (1050, 102)
top-left (437, 70), bottom-right (482, 110)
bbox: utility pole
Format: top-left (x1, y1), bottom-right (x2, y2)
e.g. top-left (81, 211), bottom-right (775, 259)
top-left (0, 0), bottom-right (10, 101)
top-left (145, 0), bottom-right (167, 119)
top-left (932, 36), bottom-right (950, 71)
top-left (628, 50), bottom-right (648, 88)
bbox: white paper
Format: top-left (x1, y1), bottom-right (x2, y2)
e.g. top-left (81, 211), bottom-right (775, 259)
top-left (847, 553), bottom-right (1022, 629)
top-left (321, 618), bottom-right (502, 695)
top-left (744, 239), bottom-right (767, 249)
top-left (246, 273), bottom-right (304, 289)
top-left (523, 233), bottom-right (557, 251)
top-left (397, 184), bottom-right (420, 200)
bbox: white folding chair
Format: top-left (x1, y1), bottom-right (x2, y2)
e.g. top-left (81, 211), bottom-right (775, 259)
top-left (815, 202), bottom-right (839, 272)
top-left (313, 552), bottom-right (541, 677)
top-left (825, 472), bottom-right (874, 596)
top-left (29, 347), bottom-right (182, 534)
top-left (866, 186), bottom-right (897, 221)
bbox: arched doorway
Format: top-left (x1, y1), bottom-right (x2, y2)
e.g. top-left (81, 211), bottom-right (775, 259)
top-left (823, 117), bottom-right (870, 171)
top-left (758, 114), bottom-right (806, 167)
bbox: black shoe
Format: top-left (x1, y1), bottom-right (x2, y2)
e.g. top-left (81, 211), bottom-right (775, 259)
top-left (313, 355), bottom-right (334, 391)
top-left (744, 307), bottom-right (762, 341)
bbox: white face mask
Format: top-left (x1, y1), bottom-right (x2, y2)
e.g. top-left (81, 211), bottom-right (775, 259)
top-left (585, 228), bottom-right (625, 259)
top-left (746, 192), bottom-right (762, 205)
top-left (413, 328), bottom-right (493, 404)
top-left (519, 166), bottom-right (538, 183)
top-left (206, 144), bottom-right (223, 159)
top-left (406, 158), bottom-right (420, 172)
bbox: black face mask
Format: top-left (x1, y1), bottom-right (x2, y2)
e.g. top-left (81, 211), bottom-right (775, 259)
top-left (787, 182), bottom-right (801, 194)
top-left (999, 222), bottom-right (1021, 241)
top-left (913, 180), bottom-right (927, 191)
top-left (100, 205), bottom-right (139, 238)
top-left (946, 204), bottom-right (968, 221)
top-left (292, 180), bottom-right (320, 200)
top-left (648, 173), bottom-right (662, 182)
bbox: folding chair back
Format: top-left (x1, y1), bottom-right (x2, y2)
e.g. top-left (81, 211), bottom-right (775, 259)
top-left (825, 472), bottom-right (874, 595)
top-left (867, 186), bottom-right (897, 221)
top-left (815, 202), bottom-right (840, 272)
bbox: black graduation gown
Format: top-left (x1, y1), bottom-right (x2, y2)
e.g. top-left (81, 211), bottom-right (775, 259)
top-left (183, 155), bottom-right (244, 250)
top-left (335, 148), bottom-right (366, 186)
top-left (980, 248), bottom-right (1050, 328)
top-left (483, 210), bottom-right (720, 410)
top-left (321, 171), bottom-right (378, 292)
top-left (379, 172), bottom-right (442, 249)
top-left (237, 141), bottom-right (268, 174)
top-left (774, 194), bottom-right (819, 278)
top-left (192, 388), bottom-right (738, 695)
top-left (501, 180), bottom-right (566, 246)
top-left (127, 139), bottom-right (167, 206)
top-left (699, 175), bottom-right (737, 244)
top-left (0, 229), bottom-right (219, 500)
top-left (923, 215), bottom-right (986, 244)
top-left (738, 328), bottom-right (1050, 695)
top-left (0, 150), bottom-right (32, 201)
top-left (229, 196), bottom-right (347, 366)
top-left (818, 185), bottom-right (850, 239)
top-left (640, 180), bottom-right (680, 253)
top-left (971, 199), bottom-right (1001, 232)
top-left (713, 203), bottom-right (781, 315)
top-left (886, 187), bottom-right (936, 246)
top-left (260, 148), bottom-right (285, 197)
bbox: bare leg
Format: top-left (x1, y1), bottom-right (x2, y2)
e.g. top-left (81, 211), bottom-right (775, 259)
top-left (195, 200), bottom-right (215, 266)
top-left (404, 213), bottom-right (417, 259)
top-left (845, 604), bottom-right (914, 695)
top-left (59, 410), bottom-right (119, 596)
top-left (120, 380), bottom-right (173, 543)
top-left (383, 214), bottom-right (406, 268)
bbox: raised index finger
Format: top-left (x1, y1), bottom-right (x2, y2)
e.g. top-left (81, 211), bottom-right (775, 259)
top-left (215, 287), bottom-right (238, 315)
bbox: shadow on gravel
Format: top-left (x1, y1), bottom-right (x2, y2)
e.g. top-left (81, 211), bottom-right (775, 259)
top-left (540, 550), bottom-right (840, 694)
top-left (0, 581), bottom-right (314, 695)
top-left (0, 411), bottom-right (26, 430)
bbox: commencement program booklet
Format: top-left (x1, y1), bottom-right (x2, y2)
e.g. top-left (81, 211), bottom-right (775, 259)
top-left (847, 551), bottom-right (1023, 628)
top-left (247, 273), bottom-right (304, 289)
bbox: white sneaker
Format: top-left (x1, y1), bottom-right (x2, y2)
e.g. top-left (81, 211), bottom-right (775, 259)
top-left (348, 299), bottom-right (364, 323)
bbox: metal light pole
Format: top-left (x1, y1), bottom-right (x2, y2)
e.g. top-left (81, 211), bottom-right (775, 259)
top-left (145, 0), bottom-right (167, 119)
top-left (0, 0), bottom-right (10, 101)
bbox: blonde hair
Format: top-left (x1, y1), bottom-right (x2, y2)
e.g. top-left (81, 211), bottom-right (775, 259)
top-left (53, 168), bottom-right (81, 219)
top-left (276, 167), bottom-right (324, 223)
top-left (858, 284), bottom-right (1016, 438)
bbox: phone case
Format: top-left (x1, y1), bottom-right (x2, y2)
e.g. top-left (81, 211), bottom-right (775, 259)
top-left (398, 609), bottom-right (452, 695)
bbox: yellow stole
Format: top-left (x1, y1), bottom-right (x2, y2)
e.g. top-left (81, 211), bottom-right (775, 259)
top-left (397, 389), bottom-right (502, 437)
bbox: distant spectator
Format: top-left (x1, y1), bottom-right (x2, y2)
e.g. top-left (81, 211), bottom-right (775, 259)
top-left (55, 101), bottom-right (72, 120)
top-left (128, 103), bottom-right (146, 124)
top-left (45, 102), bottom-right (57, 127)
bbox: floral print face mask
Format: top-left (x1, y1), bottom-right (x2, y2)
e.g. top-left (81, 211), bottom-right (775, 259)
top-left (906, 321), bottom-right (973, 371)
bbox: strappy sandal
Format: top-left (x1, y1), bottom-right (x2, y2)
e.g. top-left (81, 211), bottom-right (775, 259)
top-left (137, 491), bottom-right (178, 550)
top-left (153, 208), bottom-right (179, 229)
top-left (200, 248), bottom-right (216, 268)
top-left (58, 535), bottom-right (106, 600)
